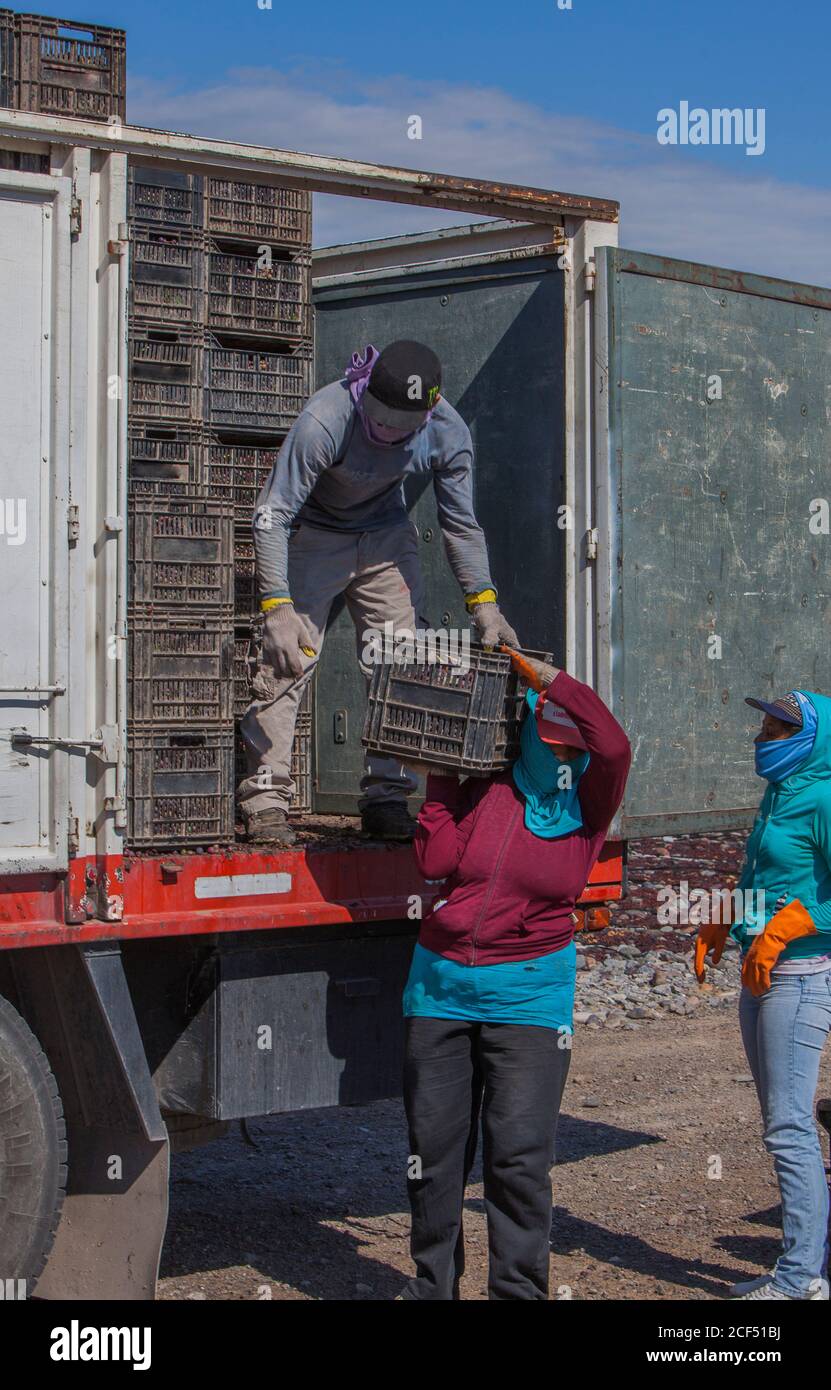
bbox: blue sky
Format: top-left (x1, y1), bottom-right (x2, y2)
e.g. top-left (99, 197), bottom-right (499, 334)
top-left (71, 0), bottom-right (831, 280)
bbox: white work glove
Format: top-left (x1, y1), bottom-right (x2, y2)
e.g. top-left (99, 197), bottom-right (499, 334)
top-left (261, 603), bottom-right (315, 679)
top-left (471, 601), bottom-right (520, 651)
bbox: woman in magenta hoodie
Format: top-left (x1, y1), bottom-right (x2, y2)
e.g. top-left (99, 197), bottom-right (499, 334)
top-left (398, 653), bottom-right (631, 1301)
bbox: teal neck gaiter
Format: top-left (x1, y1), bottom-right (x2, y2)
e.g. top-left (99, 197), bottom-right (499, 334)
top-left (511, 690), bottom-right (590, 839)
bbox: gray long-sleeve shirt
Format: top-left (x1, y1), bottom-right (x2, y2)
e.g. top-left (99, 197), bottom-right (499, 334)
top-left (253, 379), bottom-right (494, 599)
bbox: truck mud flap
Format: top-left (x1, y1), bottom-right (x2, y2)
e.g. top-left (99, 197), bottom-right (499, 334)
top-left (124, 924), bottom-right (418, 1118)
top-left (10, 943), bottom-right (169, 1300)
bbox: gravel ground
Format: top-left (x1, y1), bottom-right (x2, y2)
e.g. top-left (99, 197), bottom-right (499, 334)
top-left (156, 832), bottom-right (831, 1301)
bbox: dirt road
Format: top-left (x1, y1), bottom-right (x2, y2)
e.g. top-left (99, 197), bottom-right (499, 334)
top-left (157, 1005), bottom-right (831, 1301)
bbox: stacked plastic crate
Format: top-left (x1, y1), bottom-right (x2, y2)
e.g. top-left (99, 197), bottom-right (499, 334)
top-left (0, 10), bottom-right (125, 166)
top-left (125, 167), bottom-right (315, 841)
top-left (0, 11), bottom-right (316, 839)
top-left (126, 165), bottom-right (237, 848)
top-left (200, 174), bottom-right (314, 813)
top-left (0, 10), bottom-right (125, 117)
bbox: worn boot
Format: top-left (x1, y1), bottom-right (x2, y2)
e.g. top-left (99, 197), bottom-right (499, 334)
top-left (241, 806), bottom-right (296, 847)
top-left (361, 801), bottom-right (418, 842)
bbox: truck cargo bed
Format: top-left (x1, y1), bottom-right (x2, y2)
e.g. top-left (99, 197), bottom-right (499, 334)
top-left (0, 817), bottom-right (624, 951)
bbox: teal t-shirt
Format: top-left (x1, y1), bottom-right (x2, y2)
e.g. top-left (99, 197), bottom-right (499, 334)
top-left (403, 941), bottom-right (577, 1031)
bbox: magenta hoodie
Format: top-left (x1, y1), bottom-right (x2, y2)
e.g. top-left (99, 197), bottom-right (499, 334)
top-left (414, 670), bottom-right (631, 965)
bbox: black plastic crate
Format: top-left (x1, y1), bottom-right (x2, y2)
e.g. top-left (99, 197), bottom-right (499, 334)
top-left (232, 626), bottom-right (258, 719)
top-left (129, 329), bottom-right (203, 426)
top-left (206, 242), bottom-right (311, 338)
top-left (130, 228), bottom-right (203, 327)
top-left (128, 424), bottom-right (203, 488)
top-left (291, 687), bottom-right (313, 815)
top-left (129, 164), bottom-right (203, 229)
top-left (127, 725), bottom-right (235, 848)
top-left (233, 538), bottom-right (256, 619)
top-left (205, 178), bottom-right (311, 246)
top-left (128, 610), bottom-right (234, 724)
top-left (205, 339), bottom-right (311, 433)
top-left (362, 646), bottom-right (554, 775)
top-left (14, 13), bottom-right (126, 121)
top-left (204, 437), bottom-right (280, 525)
top-left (1, 9), bottom-right (16, 108)
top-left (128, 492), bottom-right (234, 611)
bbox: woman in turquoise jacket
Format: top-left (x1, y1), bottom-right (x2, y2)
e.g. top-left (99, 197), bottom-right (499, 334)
top-left (696, 689), bottom-right (831, 1301)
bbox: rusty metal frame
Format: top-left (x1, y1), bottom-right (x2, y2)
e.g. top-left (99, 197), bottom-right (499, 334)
top-left (0, 108), bottom-right (619, 225)
top-left (616, 249), bottom-right (831, 311)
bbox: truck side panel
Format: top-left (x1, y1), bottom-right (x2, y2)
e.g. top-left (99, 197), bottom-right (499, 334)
top-left (0, 150), bottom-right (127, 882)
top-left (0, 169), bottom-right (71, 872)
top-left (596, 247), bottom-right (831, 839)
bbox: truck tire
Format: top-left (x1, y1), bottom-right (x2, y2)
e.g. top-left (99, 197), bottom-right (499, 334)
top-left (0, 993), bottom-right (67, 1283)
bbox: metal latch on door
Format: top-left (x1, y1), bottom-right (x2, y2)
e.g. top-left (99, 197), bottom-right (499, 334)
top-left (8, 724), bottom-right (120, 762)
top-left (0, 683), bottom-right (66, 695)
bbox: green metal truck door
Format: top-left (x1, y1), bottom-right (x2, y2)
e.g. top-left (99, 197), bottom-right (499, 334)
top-left (596, 247), bottom-right (831, 839)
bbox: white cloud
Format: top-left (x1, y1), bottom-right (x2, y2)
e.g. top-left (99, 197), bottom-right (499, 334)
top-left (128, 66), bottom-right (831, 286)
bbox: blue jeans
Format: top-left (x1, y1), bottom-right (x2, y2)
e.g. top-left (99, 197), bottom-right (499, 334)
top-left (739, 970), bottom-right (831, 1296)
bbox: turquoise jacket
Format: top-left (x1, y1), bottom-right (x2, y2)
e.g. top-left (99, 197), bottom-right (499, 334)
top-left (731, 690), bottom-right (831, 961)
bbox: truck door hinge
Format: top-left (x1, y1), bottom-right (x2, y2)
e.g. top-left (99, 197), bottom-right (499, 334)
top-left (70, 196), bottom-right (82, 236)
top-left (67, 504), bottom-right (80, 545)
top-left (584, 528), bottom-right (599, 562)
top-left (107, 223), bottom-right (130, 258)
top-left (584, 258), bottom-right (597, 293)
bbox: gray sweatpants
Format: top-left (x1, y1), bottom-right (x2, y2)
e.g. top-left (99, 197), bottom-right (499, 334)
top-left (238, 518), bottom-right (428, 815)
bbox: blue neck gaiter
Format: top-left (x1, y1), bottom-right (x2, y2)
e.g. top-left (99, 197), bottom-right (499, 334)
top-left (512, 690), bottom-right (590, 839)
top-left (754, 692), bottom-right (818, 783)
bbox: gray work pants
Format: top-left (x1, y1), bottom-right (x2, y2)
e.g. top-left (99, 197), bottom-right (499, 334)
top-left (238, 518), bottom-right (428, 815)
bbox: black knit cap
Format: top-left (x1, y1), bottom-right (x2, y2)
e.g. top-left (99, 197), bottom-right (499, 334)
top-left (364, 340), bottom-right (442, 429)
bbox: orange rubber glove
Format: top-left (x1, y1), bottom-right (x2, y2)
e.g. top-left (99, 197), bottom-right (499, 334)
top-left (693, 920), bottom-right (731, 983)
top-left (501, 647), bottom-right (559, 693)
top-left (742, 899), bottom-right (817, 997)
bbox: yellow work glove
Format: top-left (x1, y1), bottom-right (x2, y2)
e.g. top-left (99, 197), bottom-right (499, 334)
top-left (465, 589), bottom-right (519, 651)
top-left (741, 899), bottom-right (817, 997)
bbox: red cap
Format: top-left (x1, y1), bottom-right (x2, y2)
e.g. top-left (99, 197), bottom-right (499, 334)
top-left (535, 695), bottom-right (588, 751)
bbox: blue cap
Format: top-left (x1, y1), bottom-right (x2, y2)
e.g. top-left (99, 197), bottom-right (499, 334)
top-left (745, 693), bottom-right (802, 727)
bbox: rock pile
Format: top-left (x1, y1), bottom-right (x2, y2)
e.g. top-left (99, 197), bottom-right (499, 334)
top-left (573, 940), bottom-right (740, 1030)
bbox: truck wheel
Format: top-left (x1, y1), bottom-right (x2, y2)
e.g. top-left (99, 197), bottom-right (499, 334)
top-left (0, 994), bottom-right (67, 1283)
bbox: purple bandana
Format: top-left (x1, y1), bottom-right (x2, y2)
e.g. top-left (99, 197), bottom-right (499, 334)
top-left (345, 344), bottom-right (381, 411)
